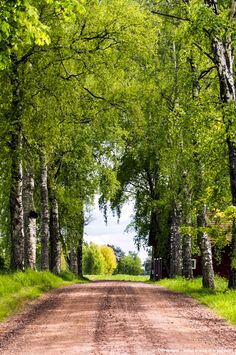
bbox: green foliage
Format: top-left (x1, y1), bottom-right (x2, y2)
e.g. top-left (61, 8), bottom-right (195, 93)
top-left (59, 269), bottom-right (85, 281)
top-left (83, 243), bottom-right (117, 275)
top-left (87, 274), bottom-right (149, 282)
top-left (118, 253), bottom-right (143, 275)
top-left (99, 245), bottom-right (117, 275)
top-left (82, 243), bottom-right (106, 275)
top-left (0, 269), bottom-right (79, 322)
top-left (158, 276), bottom-right (236, 326)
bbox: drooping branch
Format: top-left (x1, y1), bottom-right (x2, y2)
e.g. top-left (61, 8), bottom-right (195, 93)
top-left (193, 42), bottom-right (215, 63)
top-left (151, 10), bottom-right (190, 22)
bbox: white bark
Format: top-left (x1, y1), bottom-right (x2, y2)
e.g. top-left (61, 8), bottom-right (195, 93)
top-left (23, 167), bottom-right (37, 269)
top-left (10, 153), bottom-right (24, 270)
top-left (40, 152), bottom-right (49, 270)
top-left (170, 201), bottom-right (183, 278)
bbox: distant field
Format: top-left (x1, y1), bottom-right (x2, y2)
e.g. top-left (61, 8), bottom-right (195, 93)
top-left (86, 274), bottom-right (150, 282)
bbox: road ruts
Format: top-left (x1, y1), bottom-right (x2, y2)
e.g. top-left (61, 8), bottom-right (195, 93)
top-left (0, 281), bottom-right (236, 354)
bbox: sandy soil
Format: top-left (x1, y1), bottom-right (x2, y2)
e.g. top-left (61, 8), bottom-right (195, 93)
top-left (0, 281), bottom-right (236, 354)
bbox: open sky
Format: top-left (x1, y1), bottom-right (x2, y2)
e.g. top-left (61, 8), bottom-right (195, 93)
top-left (84, 200), bottom-right (148, 263)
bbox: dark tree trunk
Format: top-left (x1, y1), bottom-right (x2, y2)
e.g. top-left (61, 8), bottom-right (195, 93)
top-left (182, 233), bottom-right (193, 279)
top-left (23, 166), bottom-right (37, 269)
top-left (182, 176), bottom-right (193, 279)
top-left (77, 213), bottom-right (84, 278)
top-left (69, 248), bottom-right (78, 274)
top-left (40, 152), bottom-right (50, 270)
top-left (49, 183), bottom-right (61, 275)
top-left (212, 34), bottom-right (236, 288)
top-left (10, 130), bottom-right (24, 271)
top-left (197, 206), bottom-right (215, 289)
top-left (148, 211), bottom-right (160, 281)
top-left (226, 140), bottom-right (236, 288)
top-left (77, 240), bottom-right (83, 278)
top-left (9, 59), bottom-right (24, 271)
top-left (169, 201), bottom-right (182, 278)
top-left (150, 242), bottom-right (159, 281)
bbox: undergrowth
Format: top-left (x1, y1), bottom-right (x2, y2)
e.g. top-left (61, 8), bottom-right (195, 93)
top-left (0, 269), bottom-right (84, 322)
top-left (158, 276), bottom-right (236, 326)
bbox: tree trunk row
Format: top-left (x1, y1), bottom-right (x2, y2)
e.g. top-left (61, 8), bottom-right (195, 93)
top-left (10, 147), bottom-right (61, 274)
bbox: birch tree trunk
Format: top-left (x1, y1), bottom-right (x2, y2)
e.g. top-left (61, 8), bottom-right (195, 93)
top-left (182, 234), bottom-right (193, 279)
top-left (77, 211), bottom-right (84, 278)
top-left (40, 152), bottom-right (49, 270)
top-left (148, 211), bottom-right (160, 280)
top-left (23, 166), bottom-right (37, 269)
top-left (169, 201), bottom-right (183, 278)
top-left (182, 176), bottom-right (193, 279)
top-left (187, 50), bottom-right (215, 286)
top-left (77, 241), bottom-right (83, 278)
top-left (197, 206), bottom-right (215, 289)
top-left (10, 131), bottom-right (24, 270)
top-left (206, 0), bottom-right (236, 288)
top-left (69, 248), bottom-right (78, 274)
top-left (49, 182), bottom-right (61, 275)
top-left (9, 59), bottom-right (24, 271)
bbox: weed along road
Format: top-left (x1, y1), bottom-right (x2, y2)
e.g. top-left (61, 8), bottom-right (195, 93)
top-left (1, 281), bottom-right (236, 354)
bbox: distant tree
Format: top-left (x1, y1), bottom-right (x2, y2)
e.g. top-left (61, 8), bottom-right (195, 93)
top-left (99, 245), bottom-right (117, 275)
top-left (107, 245), bottom-right (125, 263)
top-left (82, 243), bottom-right (105, 275)
top-left (118, 253), bottom-right (143, 275)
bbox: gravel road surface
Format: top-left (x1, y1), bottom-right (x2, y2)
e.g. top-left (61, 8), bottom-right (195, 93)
top-left (0, 281), bottom-right (236, 354)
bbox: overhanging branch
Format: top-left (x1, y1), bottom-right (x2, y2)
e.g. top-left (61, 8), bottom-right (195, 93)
top-left (151, 10), bottom-right (190, 22)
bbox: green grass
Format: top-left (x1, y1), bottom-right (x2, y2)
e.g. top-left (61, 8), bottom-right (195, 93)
top-left (0, 269), bottom-right (85, 322)
top-left (157, 276), bottom-right (236, 326)
top-left (87, 274), bottom-right (150, 282)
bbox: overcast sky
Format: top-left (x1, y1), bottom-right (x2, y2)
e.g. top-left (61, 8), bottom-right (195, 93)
top-left (84, 200), bottom-right (148, 263)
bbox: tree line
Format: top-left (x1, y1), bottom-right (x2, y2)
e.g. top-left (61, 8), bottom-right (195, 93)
top-left (1, 0), bottom-right (236, 289)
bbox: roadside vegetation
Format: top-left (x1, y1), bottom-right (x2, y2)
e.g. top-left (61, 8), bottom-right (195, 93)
top-left (157, 277), bottom-right (236, 326)
top-left (87, 274), bottom-right (149, 282)
top-left (0, 269), bottom-right (84, 322)
top-left (83, 243), bottom-right (143, 276)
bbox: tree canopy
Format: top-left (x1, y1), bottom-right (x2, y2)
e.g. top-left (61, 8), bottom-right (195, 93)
top-left (1, 0), bottom-right (236, 289)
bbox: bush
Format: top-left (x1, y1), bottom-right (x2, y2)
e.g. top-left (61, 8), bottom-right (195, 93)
top-left (83, 243), bottom-right (105, 275)
top-left (118, 253), bottom-right (143, 275)
top-left (99, 245), bottom-right (117, 275)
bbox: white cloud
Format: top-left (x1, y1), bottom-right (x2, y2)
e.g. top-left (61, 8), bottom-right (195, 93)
top-left (84, 200), bottom-right (148, 262)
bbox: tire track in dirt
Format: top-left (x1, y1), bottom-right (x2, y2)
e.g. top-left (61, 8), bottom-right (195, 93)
top-left (0, 281), bottom-right (236, 354)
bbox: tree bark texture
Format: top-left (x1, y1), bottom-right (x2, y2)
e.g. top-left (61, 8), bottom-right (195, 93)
top-left (77, 212), bottom-right (84, 277)
top-left (169, 201), bottom-right (183, 278)
top-left (208, 3), bottom-right (236, 287)
top-left (197, 206), bottom-right (215, 289)
top-left (23, 166), bottom-right (37, 269)
top-left (182, 234), bottom-right (193, 279)
top-left (9, 59), bottom-right (24, 271)
top-left (49, 184), bottom-right (61, 275)
top-left (10, 133), bottom-right (24, 271)
top-left (40, 152), bottom-right (50, 270)
top-left (69, 248), bottom-right (78, 274)
top-left (148, 211), bottom-right (161, 280)
top-left (77, 241), bottom-right (83, 278)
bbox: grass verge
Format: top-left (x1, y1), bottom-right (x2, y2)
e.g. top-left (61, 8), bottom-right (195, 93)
top-left (0, 269), bottom-right (85, 322)
top-left (87, 274), bottom-right (150, 282)
top-left (157, 276), bottom-right (236, 326)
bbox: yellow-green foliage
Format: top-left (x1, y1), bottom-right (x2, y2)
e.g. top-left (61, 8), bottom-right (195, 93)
top-left (87, 274), bottom-right (149, 282)
top-left (83, 243), bottom-right (117, 275)
top-left (99, 245), bottom-right (117, 275)
top-left (158, 277), bottom-right (236, 326)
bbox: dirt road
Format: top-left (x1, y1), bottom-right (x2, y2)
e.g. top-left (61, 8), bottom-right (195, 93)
top-left (0, 281), bottom-right (236, 354)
